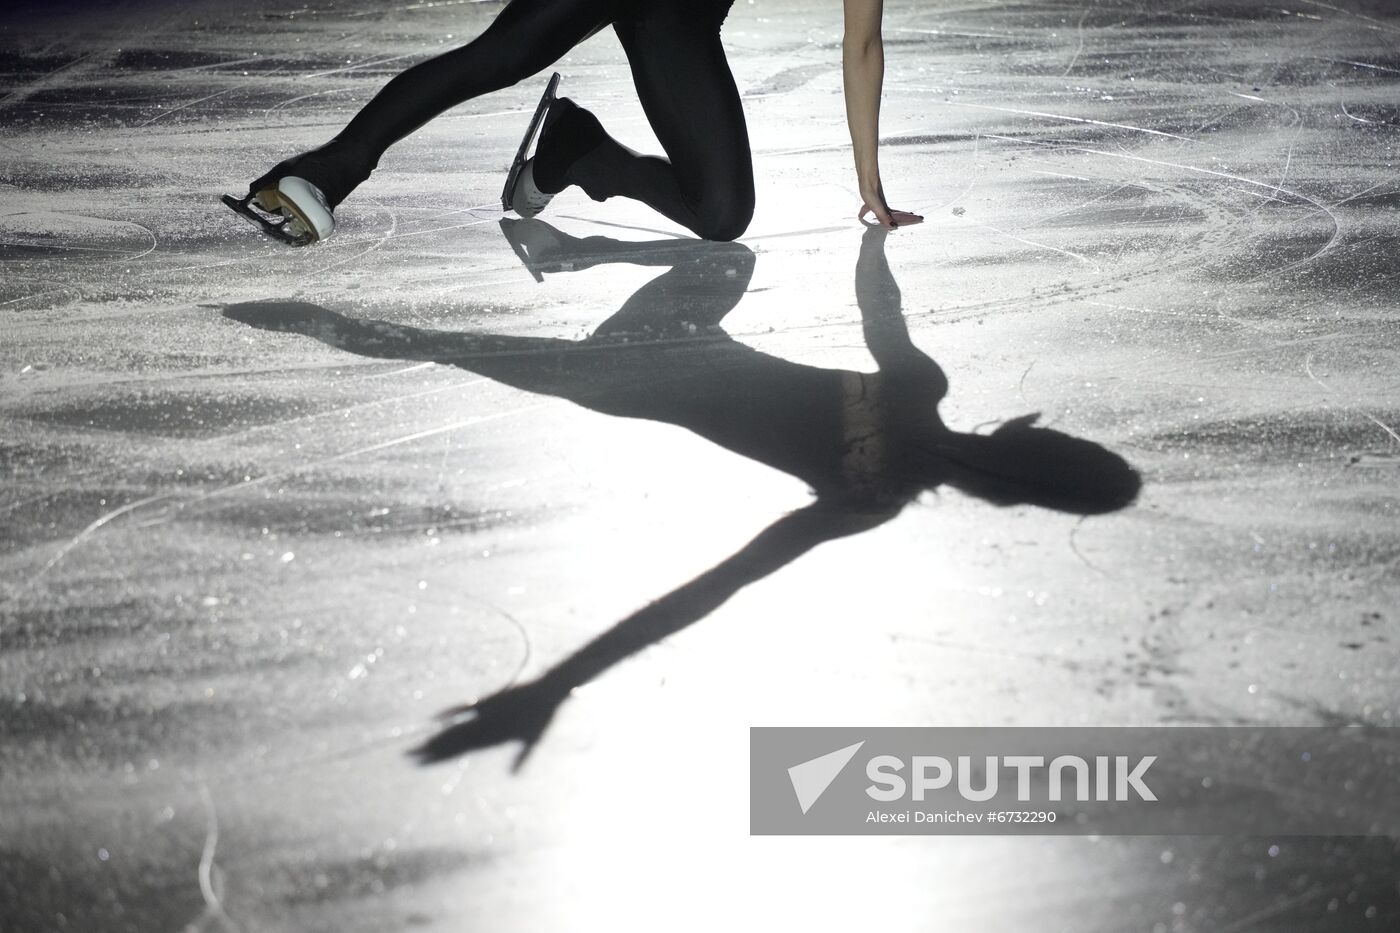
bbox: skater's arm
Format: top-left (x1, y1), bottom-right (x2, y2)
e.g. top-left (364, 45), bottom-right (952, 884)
top-left (842, 0), bottom-right (922, 228)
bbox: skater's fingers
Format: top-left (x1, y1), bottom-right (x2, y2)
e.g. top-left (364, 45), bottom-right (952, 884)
top-left (858, 203), bottom-right (895, 228)
top-left (889, 208), bottom-right (925, 226)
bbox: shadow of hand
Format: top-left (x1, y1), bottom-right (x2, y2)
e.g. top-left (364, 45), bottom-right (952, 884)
top-left (411, 678), bottom-right (568, 772)
top-left (221, 299), bottom-right (355, 336)
top-left (221, 301), bottom-right (427, 358)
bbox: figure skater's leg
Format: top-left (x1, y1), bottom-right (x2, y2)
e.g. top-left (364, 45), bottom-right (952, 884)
top-left (535, 0), bottom-right (754, 241)
top-left (247, 0), bottom-right (620, 210)
top-left (333, 0), bottom-right (618, 166)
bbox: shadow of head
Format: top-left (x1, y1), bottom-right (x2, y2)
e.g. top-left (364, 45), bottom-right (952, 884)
top-left (939, 414), bottom-right (1142, 515)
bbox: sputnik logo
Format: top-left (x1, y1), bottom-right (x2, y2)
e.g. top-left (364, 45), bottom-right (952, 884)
top-left (787, 741), bottom-right (865, 814)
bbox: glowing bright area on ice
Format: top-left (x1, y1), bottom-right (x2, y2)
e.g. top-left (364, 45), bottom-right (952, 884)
top-left (3, 0), bottom-right (1400, 930)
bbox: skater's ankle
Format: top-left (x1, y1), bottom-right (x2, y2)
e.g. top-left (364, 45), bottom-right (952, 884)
top-left (533, 99), bottom-right (604, 195)
top-left (249, 140), bottom-right (375, 209)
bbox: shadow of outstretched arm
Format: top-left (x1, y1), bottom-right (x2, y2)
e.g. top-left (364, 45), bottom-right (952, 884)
top-left (412, 495), bottom-right (899, 769)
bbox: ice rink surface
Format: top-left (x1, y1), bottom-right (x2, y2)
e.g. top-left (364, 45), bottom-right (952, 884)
top-left (3, 0), bottom-right (1399, 929)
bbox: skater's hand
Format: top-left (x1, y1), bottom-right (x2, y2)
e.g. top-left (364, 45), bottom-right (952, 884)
top-left (411, 677), bottom-right (567, 771)
top-left (858, 181), bottom-right (923, 228)
top-left (857, 180), bottom-right (923, 229)
top-left (859, 204), bottom-right (924, 228)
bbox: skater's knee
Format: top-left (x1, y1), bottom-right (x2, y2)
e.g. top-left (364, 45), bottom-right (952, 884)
top-left (700, 216), bottom-right (750, 242)
top-left (694, 194), bottom-right (753, 242)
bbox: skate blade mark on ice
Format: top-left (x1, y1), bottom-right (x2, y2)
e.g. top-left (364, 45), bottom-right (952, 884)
top-left (221, 177), bottom-right (334, 247)
top-left (501, 71), bottom-right (561, 217)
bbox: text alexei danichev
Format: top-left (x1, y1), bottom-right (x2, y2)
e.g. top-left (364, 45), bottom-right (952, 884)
top-left (866, 810), bottom-right (1058, 824)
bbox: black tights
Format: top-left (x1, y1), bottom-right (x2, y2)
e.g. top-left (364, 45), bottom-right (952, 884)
top-left (329, 0), bottom-right (753, 241)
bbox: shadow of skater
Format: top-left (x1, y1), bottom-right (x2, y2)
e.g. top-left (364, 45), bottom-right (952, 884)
top-left (223, 222), bottom-right (1141, 769)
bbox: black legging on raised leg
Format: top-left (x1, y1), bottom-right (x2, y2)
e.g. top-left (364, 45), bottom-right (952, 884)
top-left (327, 0), bottom-right (753, 241)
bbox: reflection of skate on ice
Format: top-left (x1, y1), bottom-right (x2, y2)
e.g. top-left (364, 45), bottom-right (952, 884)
top-left (499, 217), bottom-right (587, 281)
